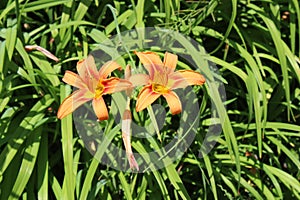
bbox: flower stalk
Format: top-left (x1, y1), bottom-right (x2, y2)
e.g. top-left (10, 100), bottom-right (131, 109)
top-left (122, 65), bottom-right (139, 171)
top-left (122, 99), bottom-right (139, 171)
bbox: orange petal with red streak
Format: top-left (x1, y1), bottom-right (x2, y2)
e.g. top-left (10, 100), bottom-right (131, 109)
top-left (136, 85), bottom-right (161, 112)
top-left (92, 97), bottom-right (109, 121)
top-left (163, 91), bottom-right (182, 115)
top-left (57, 89), bottom-right (92, 119)
top-left (99, 61), bottom-right (122, 79)
top-left (102, 78), bottom-right (132, 94)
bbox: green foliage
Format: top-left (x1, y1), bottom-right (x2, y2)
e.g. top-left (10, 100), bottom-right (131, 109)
top-left (0, 0), bottom-right (299, 199)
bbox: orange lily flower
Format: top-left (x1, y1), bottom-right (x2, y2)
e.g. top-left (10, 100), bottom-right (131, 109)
top-left (130, 51), bottom-right (206, 114)
top-left (57, 55), bottom-right (132, 120)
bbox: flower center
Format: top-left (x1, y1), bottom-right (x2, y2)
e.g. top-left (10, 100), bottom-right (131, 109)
top-left (95, 81), bottom-right (105, 98)
top-left (152, 83), bottom-right (169, 94)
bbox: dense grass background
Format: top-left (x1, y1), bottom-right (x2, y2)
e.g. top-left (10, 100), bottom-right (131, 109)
top-left (0, 0), bottom-right (300, 199)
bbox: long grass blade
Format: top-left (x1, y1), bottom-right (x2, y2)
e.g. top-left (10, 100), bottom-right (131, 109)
top-left (60, 85), bottom-right (74, 200)
top-left (8, 127), bottom-right (42, 199)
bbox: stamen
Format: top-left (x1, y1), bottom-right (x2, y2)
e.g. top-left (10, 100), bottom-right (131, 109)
top-left (153, 69), bottom-right (168, 85)
top-left (95, 81), bottom-right (104, 98)
top-left (152, 83), bottom-right (169, 94)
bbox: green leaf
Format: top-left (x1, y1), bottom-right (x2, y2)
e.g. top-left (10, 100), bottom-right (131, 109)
top-left (248, 4), bottom-right (291, 120)
top-left (165, 164), bottom-right (191, 200)
top-left (29, 53), bottom-right (60, 87)
top-left (49, 172), bottom-right (62, 200)
top-left (203, 155), bottom-right (217, 200)
top-left (5, 19), bottom-right (17, 61)
top-left (265, 165), bottom-right (300, 195)
top-left (0, 94), bottom-right (54, 178)
top-left (267, 136), bottom-right (300, 169)
top-left (37, 132), bottom-right (49, 200)
top-left (21, 0), bottom-right (69, 12)
top-left (136, 175), bottom-right (147, 200)
top-left (79, 125), bottom-right (119, 200)
top-left (60, 85), bottom-right (75, 200)
top-left (0, 41), bottom-right (6, 73)
top-left (8, 127), bottom-right (42, 200)
top-left (118, 172), bottom-right (132, 200)
top-left (231, 170), bottom-right (263, 199)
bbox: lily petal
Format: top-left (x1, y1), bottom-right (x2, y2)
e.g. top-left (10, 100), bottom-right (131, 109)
top-left (168, 70), bottom-right (206, 89)
top-left (135, 51), bottom-right (163, 67)
top-left (62, 71), bottom-right (86, 89)
top-left (76, 59), bottom-right (85, 73)
top-left (135, 51), bottom-right (163, 78)
top-left (92, 97), bottom-right (109, 121)
top-left (76, 59), bottom-right (85, 75)
top-left (102, 77), bottom-right (132, 94)
top-left (76, 59), bottom-right (97, 92)
top-left (163, 91), bottom-right (182, 115)
top-left (99, 61), bottom-right (122, 79)
top-left (136, 85), bottom-right (161, 112)
top-left (77, 55), bottom-right (99, 81)
top-left (57, 89), bottom-right (92, 119)
top-left (129, 74), bottom-right (150, 86)
top-left (163, 52), bottom-right (178, 72)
